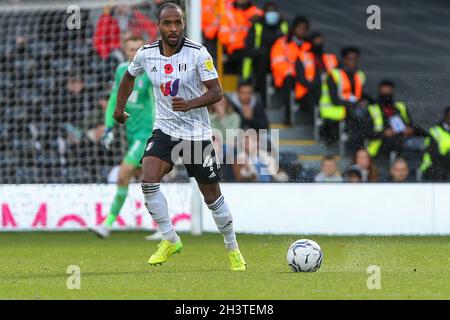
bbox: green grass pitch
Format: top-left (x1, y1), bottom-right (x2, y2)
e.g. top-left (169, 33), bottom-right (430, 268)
top-left (0, 232), bottom-right (449, 299)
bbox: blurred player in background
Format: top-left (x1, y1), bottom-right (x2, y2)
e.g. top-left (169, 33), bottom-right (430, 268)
top-left (113, 3), bottom-right (247, 271)
top-left (91, 36), bottom-right (155, 238)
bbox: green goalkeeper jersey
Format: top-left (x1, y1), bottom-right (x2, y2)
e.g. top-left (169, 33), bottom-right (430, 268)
top-left (105, 62), bottom-right (155, 141)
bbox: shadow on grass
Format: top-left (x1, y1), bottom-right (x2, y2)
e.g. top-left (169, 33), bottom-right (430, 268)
top-left (0, 267), bottom-right (236, 281)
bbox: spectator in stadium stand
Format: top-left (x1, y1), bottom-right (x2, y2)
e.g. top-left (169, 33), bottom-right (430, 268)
top-left (350, 149), bottom-right (379, 182)
top-left (241, 2), bottom-right (289, 108)
top-left (228, 80), bottom-right (269, 131)
top-left (295, 32), bottom-right (338, 123)
top-left (93, 5), bottom-right (158, 60)
top-left (209, 97), bottom-right (241, 182)
top-left (318, 47), bottom-right (367, 146)
top-left (83, 92), bottom-right (109, 144)
top-left (271, 15), bottom-right (311, 125)
top-left (56, 73), bottom-right (95, 168)
top-left (209, 97), bottom-right (241, 144)
top-left (314, 155), bottom-right (343, 182)
top-left (420, 106), bottom-right (450, 181)
top-left (57, 72), bottom-right (94, 127)
top-left (385, 158), bottom-right (412, 182)
top-left (218, 0), bottom-right (263, 74)
top-left (233, 131), bottom-right (288, 182)
top-left (77, 92), bottom-right (112, 179)
top-left (343, 165), bottom-right (363, 183)
top-left (366, 80), bottom-right (426, 158)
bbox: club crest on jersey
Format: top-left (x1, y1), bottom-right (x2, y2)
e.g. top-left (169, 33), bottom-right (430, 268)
top-left (160, 79), bottom-right (180, 97)
top-left (179, 63), bottom-right (187, 72)
top-left (164, 63), bottom-right (174, 74)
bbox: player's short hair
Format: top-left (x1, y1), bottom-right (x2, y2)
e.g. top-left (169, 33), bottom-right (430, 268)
top-left (125, 35), bottom-right (144, 43)
top-left (341, 46), bottom-right (360, 58)
top-left (378, 79), bottom-right (396, 89)
top-left (157, 1), bottom-right (184, 21)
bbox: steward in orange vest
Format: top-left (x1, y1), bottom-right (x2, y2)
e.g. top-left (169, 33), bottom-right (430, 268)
top-left (242, 2), bottom-right (289, 108)
top-left (202, 0), bottom-right (220, 41)
top-left (318, 46), bottom-right (367, 145)
top-left (218, 0), bottom-right (263, 55)
top-left (295, 32), bottom-right (338, 114)
top-left (270, 15), bottom-right (311, 124)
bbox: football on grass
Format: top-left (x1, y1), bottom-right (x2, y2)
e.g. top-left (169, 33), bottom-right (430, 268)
top-left (287, 239), bottom-right (323, 272)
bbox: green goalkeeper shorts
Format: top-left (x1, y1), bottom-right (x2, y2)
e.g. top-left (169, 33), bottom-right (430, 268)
top-left (123, 139), bottom-right (147, 167)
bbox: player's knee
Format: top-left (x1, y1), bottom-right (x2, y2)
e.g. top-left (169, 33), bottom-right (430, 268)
top-left (142, 173), bottom-right (163, 183)
top-left (203, 189), bottom-right (222, 205)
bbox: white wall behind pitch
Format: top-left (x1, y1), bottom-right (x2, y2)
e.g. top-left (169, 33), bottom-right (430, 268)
top-left (202, 184), bottom-right (449, 235)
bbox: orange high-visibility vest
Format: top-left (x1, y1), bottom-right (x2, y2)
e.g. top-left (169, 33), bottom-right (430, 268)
top-left (270, 36), bottom-right (311, 88)
top-left (294, 52), bottom-right (338, 99)
top-left (218, 4), bottom-right (263, 54)
top-left (202, 0), bottom-right (220, 40)
top-left (335, 68), bottom-right (364, 100)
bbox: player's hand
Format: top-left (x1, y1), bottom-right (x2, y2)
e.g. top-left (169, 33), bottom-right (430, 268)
top-left (101, 127), bottom-right (114, 150)
top-left (172, 97), bottom-right (193, 112)
top-left (113, 111), bottom-right (130, 124)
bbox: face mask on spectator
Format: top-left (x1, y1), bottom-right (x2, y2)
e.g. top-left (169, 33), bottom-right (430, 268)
top-left (379, 94), bottom-right (394, 105)
top-left (265, 11), bottom-right (280, 26)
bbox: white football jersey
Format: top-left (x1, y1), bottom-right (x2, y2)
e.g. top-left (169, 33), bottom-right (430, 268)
top-left (128, 37), bottom-right (218, 140)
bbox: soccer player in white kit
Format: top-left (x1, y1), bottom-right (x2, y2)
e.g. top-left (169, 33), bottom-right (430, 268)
top-left (113, 2), bottom-right (246, 271)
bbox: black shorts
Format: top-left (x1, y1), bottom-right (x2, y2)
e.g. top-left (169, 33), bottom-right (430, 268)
top-left (142, 129), bottom-right (221, 184)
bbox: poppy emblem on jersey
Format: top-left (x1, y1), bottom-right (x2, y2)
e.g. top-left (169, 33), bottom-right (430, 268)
top-left (164, 64), bottom-right (173, 74)
top-left (160, 79), bottom-right (180, 97)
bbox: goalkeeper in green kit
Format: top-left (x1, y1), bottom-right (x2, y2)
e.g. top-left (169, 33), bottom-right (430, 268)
top-left (91, 36), bottom-right (155, 238)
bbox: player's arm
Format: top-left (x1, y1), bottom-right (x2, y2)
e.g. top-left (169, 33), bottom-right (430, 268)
top-left (172, 46), bottom-right (222, 112)
top-left (113, 71), bottom-right (134, 124)
top-left (106, 66), bottom-right (123, 128)
top-left (114, 48), bottom-right (145, 123)
top-left (172, 78), bottom-right (223, 112)
top-left (101, 67), bottom-right (122, 149)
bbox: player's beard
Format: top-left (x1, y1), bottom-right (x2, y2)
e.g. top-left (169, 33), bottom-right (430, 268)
top-left (164, 32), bottom-right (181, 47)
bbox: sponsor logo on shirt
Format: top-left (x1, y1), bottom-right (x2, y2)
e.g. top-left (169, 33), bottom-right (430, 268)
top-left (160, 79), bottom-right (180, 97)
